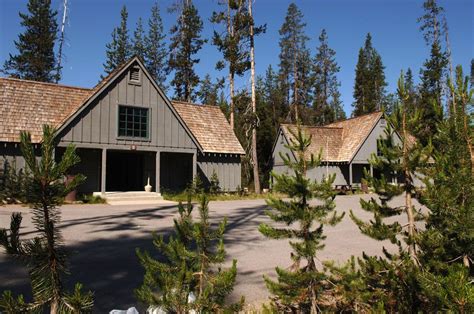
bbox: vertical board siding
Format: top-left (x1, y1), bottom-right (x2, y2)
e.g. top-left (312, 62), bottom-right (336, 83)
top-left (91, 100), bottom-right (101, 142)
top-left (197, 153), bottom-right (241, 192)
top-left (57, 63), bottom-right (196, 151)
top-left (82, 111), bottom-right (91, 142)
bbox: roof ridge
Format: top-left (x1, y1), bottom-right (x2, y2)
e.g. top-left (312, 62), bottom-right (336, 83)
top-left (326, 111), bottom-right (383, 126)
top-left (171, 100), bottom-right (221, 108)
top-left (281, 123), bottom-right (343, 130)
top-left (0, 77), bottom-right (92, 91)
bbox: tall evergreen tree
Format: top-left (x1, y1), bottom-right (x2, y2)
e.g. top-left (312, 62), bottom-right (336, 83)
top-left (417, 0), bottom-right (447, 47)
top-left (211, 0), bottom-right (252, 130)
top-left (351, 73), bottom-right (432, 265)
top-left (0, 125), bottom-right (93, 313)
top-left (168, 1), bottom-right (206, 102)
top-left (403, 68), bottom-right (418, 116)
top-left (471, 59), bottom-right (474, 87)
top-left (145, 2), bottom-right (167, 90)
top-left (254, 76), bottom-right (278, 187)
top-left (312, 29), bottom-right (345, 125)
top-left (2, 0), bottom-right (58, 82)
top-left (419, 66), bottom-right (474, 272)
top-left (248, 0), bottom-right (264, 194)
top-left (196, 74), bottom-right (223, 106)
top-left (417, 41), bottom-right (447, 144)
top-left (417, 0), bottom-right (449, 145)
top-left (278, 3), bottom-right (310, 122)
top-left (136, 195), bottom-right (243, 312)
top-left (132, 17), bottom-right (146, 62)
top-left (264, 65), bottom-right (288, 130)
top-left (259, 125), bottom-right (344, 312)
top-left (103, 5), bottom-right (132, 76)
top-left (352, 33), bottom-right (387, 116)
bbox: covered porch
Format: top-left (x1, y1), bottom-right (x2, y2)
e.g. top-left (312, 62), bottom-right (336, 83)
top-left (58, 146), bottom-right (197, 196)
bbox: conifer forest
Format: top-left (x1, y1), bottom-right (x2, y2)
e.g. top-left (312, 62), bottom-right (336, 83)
top-left (0, 0), bottom-right (472, 312)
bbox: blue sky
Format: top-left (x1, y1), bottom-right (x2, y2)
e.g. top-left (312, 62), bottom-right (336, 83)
top-left (1, 0), bottom-right (472, 116)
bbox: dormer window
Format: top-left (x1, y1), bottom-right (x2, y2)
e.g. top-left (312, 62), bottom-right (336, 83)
top-left (129, 66), bottom-right (141, 84)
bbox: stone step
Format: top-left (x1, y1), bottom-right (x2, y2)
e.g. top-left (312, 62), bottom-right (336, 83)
top-left (106, 199), bottom-right (176, 206)
top-left (92, 191), bottom-right (169, 206)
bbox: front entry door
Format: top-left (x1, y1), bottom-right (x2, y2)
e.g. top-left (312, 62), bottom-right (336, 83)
top-left (106, 151), bottom-right (144, 191)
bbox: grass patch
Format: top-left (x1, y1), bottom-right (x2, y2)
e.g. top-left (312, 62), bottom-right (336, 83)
top-left (78, 194), bottom-right (107, 204)
top-left (162, 191), bottom-right (284, 202)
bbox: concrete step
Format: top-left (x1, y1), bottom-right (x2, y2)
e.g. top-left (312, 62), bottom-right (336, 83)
top-left (93, 191), bottom-right (172, 206)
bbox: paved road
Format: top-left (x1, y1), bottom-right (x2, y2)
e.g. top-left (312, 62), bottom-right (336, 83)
top-left (0, 195), bottom-right (415, 312)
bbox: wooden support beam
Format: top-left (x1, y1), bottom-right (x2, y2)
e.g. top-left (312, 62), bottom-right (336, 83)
top-left (156, 151), bottom-right (161, 195)
top-left (192, 151), bottom-right (197, 179)
top-left (101, 148), bottom-right (107, 196)
top-left (349, 162), bottom-right (353, 186)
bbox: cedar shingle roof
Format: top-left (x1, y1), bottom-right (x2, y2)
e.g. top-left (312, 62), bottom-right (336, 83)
top-left (0, 78), bottom-right (93, 143)
top-left (172, 101), bottom-right (245, 155)
top-left (0, 59), bottom-right (137, 144)
top-left (281, 111), bottom-right (383, 162)
top-left (281, 125), bottom-right (343, 161)
top-left (0, 60), bottom-right (243, 155)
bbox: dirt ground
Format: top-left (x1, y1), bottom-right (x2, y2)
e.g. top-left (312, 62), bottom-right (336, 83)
top-left (0, 194), bottom-right (416, 312)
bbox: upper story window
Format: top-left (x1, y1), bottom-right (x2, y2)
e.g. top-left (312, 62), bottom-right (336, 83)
top-left (118, 105), bottom-right (149, 139)
top-left (129, 66), bottom-right (141, 84)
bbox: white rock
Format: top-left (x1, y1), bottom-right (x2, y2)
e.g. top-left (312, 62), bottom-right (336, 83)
top-left (109, 307), bottom-right (139, 314)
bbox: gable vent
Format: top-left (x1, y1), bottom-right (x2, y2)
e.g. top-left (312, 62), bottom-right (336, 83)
top-left (129, 66), bottom-right (140, 83)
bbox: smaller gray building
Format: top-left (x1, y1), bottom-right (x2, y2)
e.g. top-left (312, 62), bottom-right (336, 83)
top-left (0, 57), bottom-right (245, 195)
top-left (272, 112), bottom-right (401, 188)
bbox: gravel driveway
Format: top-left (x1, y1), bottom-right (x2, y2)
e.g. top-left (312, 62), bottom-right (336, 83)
top-left (0, 194), bottom-right (414, 312)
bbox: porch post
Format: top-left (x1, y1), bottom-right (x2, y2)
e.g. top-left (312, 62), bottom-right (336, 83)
top-left (101, 148), bottom-right (107, 196)
top-left (155, 151), bottom-right (161, 195)
top-left (349, 162), bottom-right (353, 186)
top-left (192, 151), bottom-right (197, 179)
top-left (370, 164), bottom-right (373, 177)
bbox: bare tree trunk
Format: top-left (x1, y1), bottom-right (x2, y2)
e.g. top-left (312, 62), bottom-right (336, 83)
top-left (402, 108), bottom-right (418, 265)
top-left (227, 0), bottom-right (235, 130)
top-left (55, 0), bottom-right (68, 83)
top-left (249, 0), bottom-right (260, 194)
top-left (293, 49), bottom-right (299, 122)
top-left (229, 72), bottom-right (235, 129)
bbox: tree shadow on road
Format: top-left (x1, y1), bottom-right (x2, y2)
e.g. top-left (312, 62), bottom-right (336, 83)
top-left (0, 202), bottom-right (272, 312)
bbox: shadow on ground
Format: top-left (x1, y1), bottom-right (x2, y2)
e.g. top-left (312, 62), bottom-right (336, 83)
top-left (0, 202), bottom-right (268, 313)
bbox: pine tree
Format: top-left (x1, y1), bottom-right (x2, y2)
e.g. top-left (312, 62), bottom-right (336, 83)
top-left (278, 3), bottom-right (310, 122)
top-left (2, 0), bottom-right (58, 82)
top-left (471, 59), bottom-right (474, 87)
top-left (211, 0), bottom-right (251, 130)
top-left (419, 66), bottom-right (473, 273)
top-left (417, 0), bottom-right (449, 145)
top-left (255, 76), bottom-right (278, 186)
top-left (145, 2), bottom-right (167, 90)
top-left (312, 29), bottom-right (344, 125)
top-left (196, 74), bottom-right (223, 106)
top-left (103, 5), bottom-right (132, 76)
top-left (264, 65), bottom-right (288, 130)
top-left (350, 72), bottom-right (432, 265)
top-left (259, 125), bottom-right (344, 313)
top-left (249, 0), bottom-right (262, 194)
top-left (418, 0), bottom-right (447, 47)
top-left (417, 41), bottom-right (448, 144)
top-left (168, 1), bottom-right (206, 102)
top-left (403, 68), bottom-right (418, 115)
top-left (136, 195), bottom-right (243, 312)
top-left (352, 33), bottom-right (387, 116)
top-left (0, 125), bottom-right (93, 313)
top-left (132, 17), bottom-right (146, 62)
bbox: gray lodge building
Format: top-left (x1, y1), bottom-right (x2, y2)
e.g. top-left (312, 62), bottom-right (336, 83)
top-left (0, 57), bottom-right (245, 196)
